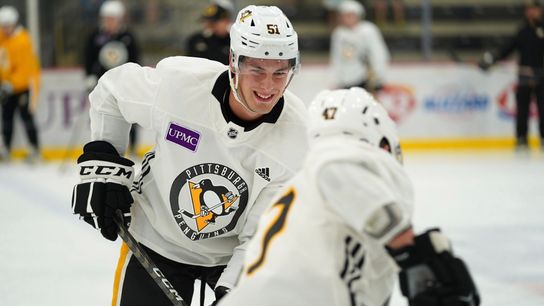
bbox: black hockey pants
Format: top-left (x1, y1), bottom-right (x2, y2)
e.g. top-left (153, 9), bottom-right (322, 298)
top-left (1, 90), bottom-right (39, 151)
top-left (515, 75), bottom-right (544, 142)
top-left (112, 243), bottom-right (226, 306)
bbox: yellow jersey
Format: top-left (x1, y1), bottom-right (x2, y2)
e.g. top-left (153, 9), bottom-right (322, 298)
top-left (0, 26), bottom-right (41, 108)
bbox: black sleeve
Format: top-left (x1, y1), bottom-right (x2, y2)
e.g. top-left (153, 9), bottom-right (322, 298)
top-left (186, 33), bottom-right (203, 57)
top-left (492, 27), bottom-right (521, 62)
top-left (84, 30), bottom-right (99, 76)
top-left (126, 31), bottom-right (140, 64)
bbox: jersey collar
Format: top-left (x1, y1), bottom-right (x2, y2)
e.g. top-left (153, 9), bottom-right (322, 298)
top-left (212, 71), bottom-right (284, 132)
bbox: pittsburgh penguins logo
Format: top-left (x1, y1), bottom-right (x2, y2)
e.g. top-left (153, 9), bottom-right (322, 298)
top-left (179, 179), bottom-right (239, 228)
top-left (99, 41), bottom-right (129, 69)
top-left (341, 41), bottom-right (357, 60)
top-left (240, 10), bottom-right (252, 23)
top-left (170, 163), bottom-right (248, 240)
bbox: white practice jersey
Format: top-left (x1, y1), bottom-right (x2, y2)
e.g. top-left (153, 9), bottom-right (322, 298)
top-left (219, 137), bottom-right (414, 306)
top-left (330, 21), bottom-right (390, 87)
top-left (88, 56), bottom-right (308, 288)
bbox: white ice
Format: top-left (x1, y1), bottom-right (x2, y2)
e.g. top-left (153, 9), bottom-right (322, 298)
top-left (1, 151), bottom-right (543, 306)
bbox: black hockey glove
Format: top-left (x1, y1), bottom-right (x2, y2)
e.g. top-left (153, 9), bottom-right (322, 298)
top-left (387, 228), bottom-right (480, 306)
top-left (71, 141), bottom-right (134, 241)
top-left (210, 286), bottom-right (231, 306)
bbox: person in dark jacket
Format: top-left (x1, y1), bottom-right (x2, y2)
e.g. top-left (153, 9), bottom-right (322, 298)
top-left (479, 0), bottom-right (544, 151)
top-left (84, 0), bottom-right (140, 155)
top-left (186, 1), bottom-right (232, 65)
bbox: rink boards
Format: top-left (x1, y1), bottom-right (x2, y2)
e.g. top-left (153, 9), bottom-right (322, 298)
top-left (5, 62), bottom-right (541, 159)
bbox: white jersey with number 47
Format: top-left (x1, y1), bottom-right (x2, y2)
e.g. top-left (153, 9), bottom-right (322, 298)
top-left (219, 138), bottom-right (414, 306)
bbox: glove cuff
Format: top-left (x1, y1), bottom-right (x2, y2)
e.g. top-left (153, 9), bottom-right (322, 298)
top-left (387, 228), bottom-right (451, 269)
top-left (78, 140), bottom-right (134, 166)
top-left (214, 286), bottom-right (231, 302)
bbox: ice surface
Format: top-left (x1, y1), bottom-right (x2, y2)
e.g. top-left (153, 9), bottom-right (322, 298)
top-left (1, 151), bottom-right (543, 305)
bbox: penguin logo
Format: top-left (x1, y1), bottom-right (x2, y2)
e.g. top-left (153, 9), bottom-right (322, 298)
top-left (170, 163), bottom-right (249, 240)
top-left (179, 179), bottom-right (239, 232)
top-left (99, 41), bottom-right (128, 69)
top-left (240, 10), bottom-right (252, 23)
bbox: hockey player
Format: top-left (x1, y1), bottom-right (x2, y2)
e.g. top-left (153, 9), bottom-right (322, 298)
top-left (84, 0), bottom-right (140, 155)
top-left (71, 5), bottom-right (306, 306)
top-left (0, 5), bottom-right (41, 162)
top-left (330, 0), bottom-right (390, 93)
top-left (218, 87), bottom-right (480, 306)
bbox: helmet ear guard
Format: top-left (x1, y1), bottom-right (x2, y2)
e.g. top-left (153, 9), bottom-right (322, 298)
top-left (308, 87), bottom-right (403, 163)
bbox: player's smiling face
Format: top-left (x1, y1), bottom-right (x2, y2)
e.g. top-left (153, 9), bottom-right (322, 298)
top-left (232, 57), bottom-right (292, 120)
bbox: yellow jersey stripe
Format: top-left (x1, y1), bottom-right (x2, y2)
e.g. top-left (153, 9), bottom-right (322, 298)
top-left (111, 242), bottom-right (131, 306)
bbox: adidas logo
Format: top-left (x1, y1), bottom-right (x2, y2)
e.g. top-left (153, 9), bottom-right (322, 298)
top-left (255, 167), bottom-right (271, 182)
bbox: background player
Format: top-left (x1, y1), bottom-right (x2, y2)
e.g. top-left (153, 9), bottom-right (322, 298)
top-left (219, 87), bottom-right (480, 306)
top-left (330, 0), bottom-right (390, 94)
top-left (71, 5), bottom-right (307, 305)
top-left (84, 0), bottom-right (140, 156)
top-left (0, 5), bottom-right (41, 162)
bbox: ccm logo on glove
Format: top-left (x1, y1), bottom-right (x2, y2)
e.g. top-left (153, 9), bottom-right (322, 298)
top-left (80, 163), bottom-right (133, 178)
top-left (72, 141), bottom-right (135, 241)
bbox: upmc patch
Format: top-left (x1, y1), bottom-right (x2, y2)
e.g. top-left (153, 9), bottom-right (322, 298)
top-left (166, 122), bottom-right (201, 152)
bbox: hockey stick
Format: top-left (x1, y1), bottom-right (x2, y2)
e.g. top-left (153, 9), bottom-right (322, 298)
top-left (449, 48), bottom-right (544, 79)
top-left (179, 195), bottom-right (239, 219)
top-left (113, 210), bottom-right (189, 306)
top-left (448, 48), bottom-right (476, 66)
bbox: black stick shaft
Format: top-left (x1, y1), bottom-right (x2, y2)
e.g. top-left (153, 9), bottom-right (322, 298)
top-left (114, 210), bottom-right (189, 306)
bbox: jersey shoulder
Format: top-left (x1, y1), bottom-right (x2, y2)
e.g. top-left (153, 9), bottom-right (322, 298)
top-left (358, 21), bottom-right (381, 35)
top-left (155, 56), bottom-right (226, 90)
top-left (261, 91), bottom-right (309, 172)
top-left (156, 56), bottom-right (226, 75)
top-left (117, 30), bottom-right (138, 44)
top-left (279, 90), bottom-right (308, 127)
top-left (10, 28), bottom-right (33, 47)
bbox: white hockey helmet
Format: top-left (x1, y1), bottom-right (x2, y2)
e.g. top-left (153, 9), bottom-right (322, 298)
top-left (228, 5), bottom-right (300, 109)
top-left (338, 0), bottom-right (365, 18)
top-left (308, 87), bottom-right (402, 163)
top-left (0, 6), bottom-right (19, 26)
top-left (230, 5), bottom-right (299, 68)
top-left (100, 0), bottom-right (125, 18)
